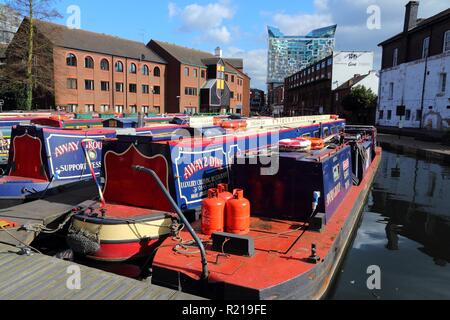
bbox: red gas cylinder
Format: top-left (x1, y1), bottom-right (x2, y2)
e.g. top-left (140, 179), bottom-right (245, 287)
top-left (225, 189), bottom-right (251, 235)
top-left (217, 183), bottom-right (233, 202)
top-left (201, 189), bottom-right (225, 236)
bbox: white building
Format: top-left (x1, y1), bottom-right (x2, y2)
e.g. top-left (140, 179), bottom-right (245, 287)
top-left (378, 52), bottom-right (450, 130)
top-left (377, 1), bottom-right (450, 131)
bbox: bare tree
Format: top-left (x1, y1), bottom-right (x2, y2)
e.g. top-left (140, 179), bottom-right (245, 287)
top-left (2, 0), bottom-right (60, 110)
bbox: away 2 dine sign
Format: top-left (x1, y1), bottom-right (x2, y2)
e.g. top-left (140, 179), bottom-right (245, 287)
top-left (174, 147), bottom-right (232, 208)
top-left (45, 133), bottom-right (112, 180)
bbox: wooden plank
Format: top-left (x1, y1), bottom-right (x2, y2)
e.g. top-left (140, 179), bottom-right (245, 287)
top-left (0, 250), bottom-right (203, 300)
top-left (0, 181), bottom-right (97, 247)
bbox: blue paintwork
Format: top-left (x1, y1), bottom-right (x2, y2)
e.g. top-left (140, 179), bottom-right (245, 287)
top-left (0, 126), bottom-right (116, 200)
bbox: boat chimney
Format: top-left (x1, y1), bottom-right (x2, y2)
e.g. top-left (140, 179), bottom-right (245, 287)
top-left (404, 1), bottom-right (419, 33)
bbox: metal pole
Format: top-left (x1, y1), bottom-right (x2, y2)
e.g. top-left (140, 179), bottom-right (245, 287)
top-left (132, 165), bottom-right (209, 280)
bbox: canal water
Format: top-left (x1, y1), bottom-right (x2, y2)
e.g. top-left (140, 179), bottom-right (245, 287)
top-left (329, 150), bottom-right (450, 300)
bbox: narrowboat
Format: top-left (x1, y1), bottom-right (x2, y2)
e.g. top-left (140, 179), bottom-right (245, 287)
top-left (149, 125), bottom-right (381, 300)
top-left (66, 115), bottom-right (347, 262)
top-left (0, 125), bottom-right (116, 206)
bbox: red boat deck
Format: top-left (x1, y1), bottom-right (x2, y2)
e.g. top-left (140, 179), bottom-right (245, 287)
top-left (153, 148), bottom-right (382, 298)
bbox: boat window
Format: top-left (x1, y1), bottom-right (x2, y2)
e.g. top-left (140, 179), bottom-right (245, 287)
top-left (332, 126), bottom-right (338, 134)
top-left (323, 128), bottom-right (330, 137)
top-left (314, 131), bottom-right (320, 138)
top-left (302, 133), bottom-right (311, 138)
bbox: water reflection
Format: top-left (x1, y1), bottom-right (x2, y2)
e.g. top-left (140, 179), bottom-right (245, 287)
top-left (330, 150), bottom-right (450, 300)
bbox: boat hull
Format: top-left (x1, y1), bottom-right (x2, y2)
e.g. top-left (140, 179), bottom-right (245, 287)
top-left (70, 211), bottom-right (173, 262)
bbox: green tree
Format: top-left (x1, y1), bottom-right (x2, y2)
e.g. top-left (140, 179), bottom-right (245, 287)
top-left (341, 85), bottom-right (378, 124)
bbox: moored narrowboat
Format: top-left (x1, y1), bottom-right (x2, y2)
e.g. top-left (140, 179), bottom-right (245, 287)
top-left (149, 125), bottom-right (381, 300)
top-left (66, 115), bottom-right (348, 262)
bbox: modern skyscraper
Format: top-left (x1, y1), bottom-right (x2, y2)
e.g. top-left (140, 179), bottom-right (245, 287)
top-left (267, 25), bottom-right (337, 106)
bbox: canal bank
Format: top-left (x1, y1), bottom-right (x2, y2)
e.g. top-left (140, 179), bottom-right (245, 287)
top-left (378, 134), bottom-right (450, 164)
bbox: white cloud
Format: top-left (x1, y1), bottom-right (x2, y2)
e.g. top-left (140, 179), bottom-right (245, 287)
top-left (207, 26), bottom-right (232, 44)
top-left (273, 12), bottom-right (333, 36)
top-left (168, 2), bottom-right (179, 18)
top-left (314, 0), bottom-right (329, 11)
top-left (169, 0), bottom-right (235, 44)
top-left (225, 47), bottom-right (267, 90)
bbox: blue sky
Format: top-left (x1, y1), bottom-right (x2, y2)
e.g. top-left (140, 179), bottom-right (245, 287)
top-left (2, 0), bottom-right (449, 90)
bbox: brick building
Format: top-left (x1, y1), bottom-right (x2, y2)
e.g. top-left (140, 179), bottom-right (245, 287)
top-left (284, 51), bottom-right (375, 116)
top-left (250, 88), bottom-right (265, 114)
top-left (148, 41), bottom-right (250, 116)
top-left (377, 1), bottom-right (450, 130)
top-left (39, 20), bottom-right (166, 114)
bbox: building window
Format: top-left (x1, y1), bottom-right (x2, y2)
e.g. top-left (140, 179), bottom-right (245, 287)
top-left (67, 104), bottom-right (78, 113)
top-left (379, 110), bottom-right (384, 120)
top-left (66, 53), bottom-right (77, 66)
top-left (225, 74), bottom-right (229, 81)
top-left (151, 106), bottom-right (161, 114)
top-left (100, 59), bottom-right (109, 71)
top-left (115, 61), bottom-right (124, 72)
top-left (101, 81), bottom-right (110, 91)
top-left (85, 56), bottom-right (94, 69)
top-left (67, 78), bottom-right (77, 89)
top-left (201, 70), bottom-right (206, 78)
top-left (154, 67), bottom-right (160, 77)
top-left (184, 107), bottom-right (196, 115)
top-left (184, 67), bottom-right (189, 77)
top-left (153, 86), bottom-right (160, 95)
top-left (84, 80), bottom-right (94, 90)
top-left (100, 105), bottom-right (109, 112)
top-left (115, 105), bottom-right (124, 113)
top-left (129, 84), bottom-right (137, 93)
top-left (231, 75), bottom-right (235, 83)
top-left (405, 109), bottom-right (411, 121)
top-left (393, 48), bottom-right (399, 67)
top-left (422, 37), bottom-right (430, 59)
top-left (444, 30), bottom-right (450, 52)
top-left (130, 63), bottom-right (137, 74)
top-left (194, 69), bottom-right (198, 78)
top-left (130, 105), bottom-right (137, 113)
top-left (387, 110), bottom-right (392, 120)
top-left (84, 104), bottom-right (95, 113)
top-left (115, 82), bottom-right (124, 92)
top-left (439, 73), bottom-right (447, 94)
top-left (389, 82), bottom-right (394, 100)
top-left (142, 65), bottom-right (149, 76)
top-left (142, 106), bottom-right (149, 114)
top-left (142, 84), bottom-right (150, 94)
top-left (416, 109), bottom-right (422, 121)
top-left (184, 87), bottom-right (197, 96)
top-left (230, 91), bottom-right (234, 99)
top-left (335, 92), bottom-right (339, 101)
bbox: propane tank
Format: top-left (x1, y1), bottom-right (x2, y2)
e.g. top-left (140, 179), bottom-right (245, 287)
top-left (225, 189), bottom-right (251, 235)
top-left (217, 183), bottom-right (233, 202)
top-left (201, 189), bottom-right (225, 236)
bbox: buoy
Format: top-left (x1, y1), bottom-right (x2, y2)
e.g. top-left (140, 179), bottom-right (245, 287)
top-left (217, 183), bottom-right (233, 202)
top-left (279, 138), bottom-right (312, 152)
top-left (305, 138), bottom-right (325, 150)
top-left (201, 189), bottom-right (225, 236)
top-left (225, 189), bottom-right (251, 235)
top-left (221, 120), bottom-right (247, 130)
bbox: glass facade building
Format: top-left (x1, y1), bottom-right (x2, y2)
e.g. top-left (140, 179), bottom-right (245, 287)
top-left (267, 25), bottom-right (337, 86)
